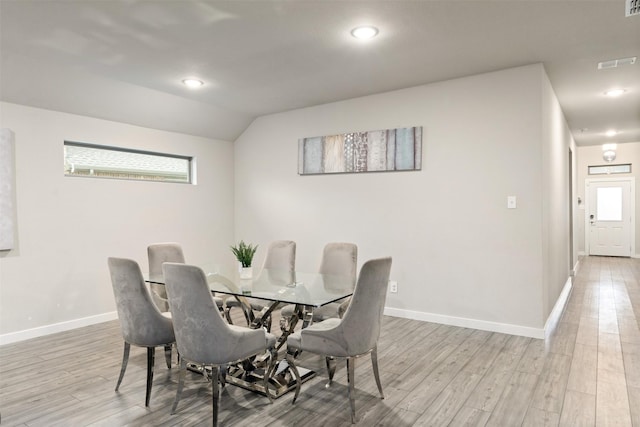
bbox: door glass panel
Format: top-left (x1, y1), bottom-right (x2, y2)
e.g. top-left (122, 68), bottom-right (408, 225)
top-left (597, 187), bottom-right (622, 221)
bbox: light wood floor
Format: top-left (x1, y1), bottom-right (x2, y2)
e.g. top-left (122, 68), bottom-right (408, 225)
top-left (1, 256), bottom-right (639, 426)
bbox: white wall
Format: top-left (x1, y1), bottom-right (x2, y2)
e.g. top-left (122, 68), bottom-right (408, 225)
top-left (0, 64), bottom-right (578, 343)
top-left (235, 64), bottom-right (568, 337)
top-left (0, 102), bottom-right (235, 343)
top-left (576, 142), bottom-right (640, 257)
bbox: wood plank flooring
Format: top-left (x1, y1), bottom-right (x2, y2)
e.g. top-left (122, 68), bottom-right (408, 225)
top-left (1, 256), bottom-right (638, 426)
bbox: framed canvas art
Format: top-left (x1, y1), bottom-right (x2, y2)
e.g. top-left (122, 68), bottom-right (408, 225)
top-left (298, 126), bottom-right (422, 175)
top-left (0, 129), bottom-right (16, 250)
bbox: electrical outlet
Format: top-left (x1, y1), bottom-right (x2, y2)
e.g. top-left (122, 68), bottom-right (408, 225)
top-left (389, 280), bottom-right (398, 293)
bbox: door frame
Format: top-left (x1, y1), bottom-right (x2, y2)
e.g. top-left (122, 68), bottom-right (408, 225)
top-left (584, 177), bottom-right (636, 257)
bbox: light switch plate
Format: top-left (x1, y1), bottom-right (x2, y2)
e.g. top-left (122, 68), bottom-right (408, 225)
top-left (507, 196), bottom-right (517, 209)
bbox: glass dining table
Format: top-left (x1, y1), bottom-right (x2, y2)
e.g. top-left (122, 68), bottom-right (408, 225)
top-left (145, 264), bottom-right (354, 398)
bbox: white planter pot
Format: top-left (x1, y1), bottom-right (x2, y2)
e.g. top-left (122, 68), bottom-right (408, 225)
top-left (240, 266), bottom-right (253, 279)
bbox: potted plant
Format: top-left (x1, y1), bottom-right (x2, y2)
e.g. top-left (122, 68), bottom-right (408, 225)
top-left (230, 240), bottom-right (258, 279)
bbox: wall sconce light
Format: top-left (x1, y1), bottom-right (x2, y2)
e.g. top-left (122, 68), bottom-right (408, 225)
top-left (602, 143), bottom-right (617, 162)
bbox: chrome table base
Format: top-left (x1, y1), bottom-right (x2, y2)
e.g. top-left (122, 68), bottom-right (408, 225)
top-left (186, 358), bottom-right (315, 399)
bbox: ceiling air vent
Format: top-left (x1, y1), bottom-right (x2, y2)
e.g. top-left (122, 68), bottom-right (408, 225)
top-left (598, 56), bottom-right (637, 70)
top-left (627, 0), bottom-right (640, 16)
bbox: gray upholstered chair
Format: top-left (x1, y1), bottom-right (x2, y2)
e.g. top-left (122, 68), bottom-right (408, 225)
top-left (285, 257), bottom-right (392, 424)
top-left (148, 243), bottom-right (185, 312)
top-left (280, 242), bottom-right (357, 325)
top-left (262, 240), bottom-right (296, 271)
top-left (226, 240), bottom-right (296, 328)
top-left (108, 257), bottom-right (176, 407)
top-left (148, 242), bottom-right (230, 321)
top-left (162, 262), bottom-right (277, 426)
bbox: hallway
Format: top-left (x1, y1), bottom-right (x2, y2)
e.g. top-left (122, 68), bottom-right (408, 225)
top-left (548, 255), bottom-right (640, 426)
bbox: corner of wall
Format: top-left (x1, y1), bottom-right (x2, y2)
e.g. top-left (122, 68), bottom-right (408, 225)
top-left (543, 276), bottom-right (573, 339)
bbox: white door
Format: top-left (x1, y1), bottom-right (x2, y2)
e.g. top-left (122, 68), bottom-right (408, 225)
top-left (587, 180), bottom-right (632, 257)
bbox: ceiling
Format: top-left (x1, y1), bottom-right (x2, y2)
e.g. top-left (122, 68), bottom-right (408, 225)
top-left (1, 1), bottom-right (638, 145)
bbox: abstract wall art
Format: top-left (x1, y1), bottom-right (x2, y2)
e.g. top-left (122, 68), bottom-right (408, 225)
top-left (0, 129), bottom-right (16, 250)
top-left (298, 126), bottom-right (422, 175)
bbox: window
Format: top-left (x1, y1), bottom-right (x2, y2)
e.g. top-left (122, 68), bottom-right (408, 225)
top-left (64, 141), bottom-right (192, 183)
top-left (596, 187), bottom-right (622, 221)
top-left (588, 164), bottom-right (631, 175)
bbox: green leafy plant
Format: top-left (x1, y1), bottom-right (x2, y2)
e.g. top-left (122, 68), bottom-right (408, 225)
top-left (230, 240), bottom-right (258, 268)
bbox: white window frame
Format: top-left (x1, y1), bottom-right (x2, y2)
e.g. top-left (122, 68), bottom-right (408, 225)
top-left (64, 141), bottom-right (193, 184)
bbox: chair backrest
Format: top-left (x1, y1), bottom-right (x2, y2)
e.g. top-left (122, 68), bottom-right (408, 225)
top-left (339, 257), bottom-right (392, 355)
top-left (148, 243), bottom-right (185, 312)
top-left (163, 262), bottom-right (265, 364)
top-left (262, 240), bottom-right (296, 271)
top-left (148, 243), bottom-right (185, 276)
top-left (107, 257), bottom-right (175, 347)
top-left (319, 242), bottom-right (357, 290)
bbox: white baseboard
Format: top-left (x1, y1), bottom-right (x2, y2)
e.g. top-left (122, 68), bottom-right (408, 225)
top-left (383, 307), bottom-right (545, 339)
top-left (385, 275), bottom-right (573, 340)
top-left (571, 258), bottom-right (581, 277)
top-left (0, 311), bottom-right (118, 346)
top-left (543, 277), bottom-right (573, 338)
top-left (579, 252), bottom-right (639, 259)
top-left (0, 275), bottom-right (578, 346)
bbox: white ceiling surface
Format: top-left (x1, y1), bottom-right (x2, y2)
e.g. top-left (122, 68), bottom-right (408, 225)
top-left (1, 1), bottom-right (638, 145)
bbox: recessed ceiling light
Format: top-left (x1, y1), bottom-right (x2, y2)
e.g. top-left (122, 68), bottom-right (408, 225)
top-left (182, 78), bottom-right (204, 88)
top-left (351, 26), bottom-right (379, 39)
top-left (604, 88), bottom-right (626, 97)
top-left (605, 129), bottom-right (618, 137)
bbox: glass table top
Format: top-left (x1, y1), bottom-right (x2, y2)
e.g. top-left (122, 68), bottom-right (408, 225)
top-left (146, 264), bottom-right (354, 308)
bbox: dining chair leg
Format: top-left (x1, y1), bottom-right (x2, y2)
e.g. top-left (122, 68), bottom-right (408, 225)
top-left (145, 347), bottom-right (155, 406)
top-left (171, 358), bottom-right (187, 414)
top-left (115, 342), bottom-right (130, 391)
top-left (285, 352), bottom-right (301, 404)
top-left (219, 365), bottom-right (227, 387)
top-left (371, 346), bottom-right (384, 399)
top-left (325, 356), bottom-right (336, 388)
top-left (211, 365), bottom-right (220, 427)
top-left (164, 344), bottom-right (172, 368)
top-left (347, 357), bottom-right (356, 424)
